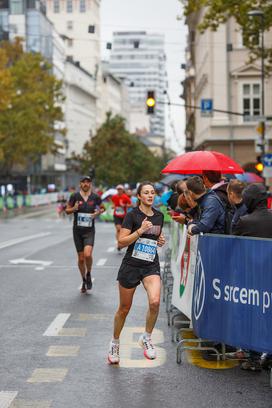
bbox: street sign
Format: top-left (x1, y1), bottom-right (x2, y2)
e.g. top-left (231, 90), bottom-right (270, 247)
top-left (262, 153), bottom-right (272, 167)
top-left (263, 167), bottom-right (272, 178)
top-left (201, 99), bottom-right (213, 117)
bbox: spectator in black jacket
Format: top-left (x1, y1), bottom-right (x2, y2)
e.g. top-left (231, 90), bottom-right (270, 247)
top-left (234, 183), bottom-right (272, 371)
top-left (234, 183), bottom-right (272, 238)
top-left (227, 179), bottom-right (247, 234)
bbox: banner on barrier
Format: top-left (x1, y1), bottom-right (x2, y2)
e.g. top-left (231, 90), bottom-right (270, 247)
top-left (170, 222), bottom-right (198, 319)
top-left (192, 234), bottom-right (272, 354)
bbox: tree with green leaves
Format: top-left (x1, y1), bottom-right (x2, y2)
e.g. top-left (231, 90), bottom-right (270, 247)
top-left (180, 0), bottom-right (272, 69)
top-left (0, 38), bottom-right (65, 175)
top-left (75, 113), bottom-right (165, 186)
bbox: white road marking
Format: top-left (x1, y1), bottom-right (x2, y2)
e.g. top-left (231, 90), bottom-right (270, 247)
top-left (43, 314), bottom-right (71, 336)
top-left (0, 233), bottom-right (51, 251)
top-left (35, 267), bottom-right (45, 271)
top-left (10, 259), bottom-right (52, 267)
top-left (0, 392), bottom-right (18, 408)
top-left (107, 247), bottom-right (115, 253)
top-left (96, 258), bottom-right (107, 266)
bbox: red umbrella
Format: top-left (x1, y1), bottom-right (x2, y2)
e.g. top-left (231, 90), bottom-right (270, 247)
top-left (162, 151), bottom-right (244, 174)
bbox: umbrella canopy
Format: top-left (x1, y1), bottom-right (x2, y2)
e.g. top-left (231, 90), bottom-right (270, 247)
top-left (160, 174), bottom-right (187, 186)
top-left (162, 151), bottom-right (244, 174)
top-left (101, 188), bottom-right (117, 200)
top-left (236, 172), bottom-right (264, 183)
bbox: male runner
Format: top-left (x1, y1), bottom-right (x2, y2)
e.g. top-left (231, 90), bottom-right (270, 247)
top-left (111, 185), bottom-right (131, 251)
top-left (66, 176), bottom-right (105, 293)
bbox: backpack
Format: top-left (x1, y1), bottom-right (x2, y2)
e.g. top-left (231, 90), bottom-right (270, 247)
top-left (213, 193), bottom-right (234, 235)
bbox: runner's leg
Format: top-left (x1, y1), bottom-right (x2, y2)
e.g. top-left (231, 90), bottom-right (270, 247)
top-left (84, 245), bottom-right (93, 289)
top-left (77, 251), bottom-right (86, 280)
top-left (142, 275), bottom-right (161, 334)
top-left (84, 245), bottom-right (93, 274)
top-left (115, 224), bottom-right (122, 249)
top-left (139, 275), bottom-right (161, 359)
top-left (113, 284), bottom-right (136, 339)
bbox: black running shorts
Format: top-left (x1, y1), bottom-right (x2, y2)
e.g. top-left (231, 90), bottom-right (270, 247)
top-left (117, 262), bottom-right (161, 289)
top-left (73, 228), bottom-right (95, 252)
top-left (114, 215), bottom-right (124, 226)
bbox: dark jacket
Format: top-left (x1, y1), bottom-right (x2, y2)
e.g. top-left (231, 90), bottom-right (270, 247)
top-left (234, 184), bottom-right (272, 238)
top-left (190, 190), bottom-right (226, 235)
top-left (231, 202), bottom-right (248, 234)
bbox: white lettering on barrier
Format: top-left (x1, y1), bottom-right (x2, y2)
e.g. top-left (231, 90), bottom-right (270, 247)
top-left (211, 279), bottom-right (272, 313)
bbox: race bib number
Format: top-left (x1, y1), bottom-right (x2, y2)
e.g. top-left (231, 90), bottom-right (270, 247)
top-left (132, 238), bottom-right (157, 262)
top-left (115, 206), bottom-right (125, 216)
top-left (77, 212), bottom-right (94, 228)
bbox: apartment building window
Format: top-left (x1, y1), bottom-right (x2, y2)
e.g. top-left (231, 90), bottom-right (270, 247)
top-left (79, 0), bottom-right (85, 12)
top-left (66, 0), bottom-right (73, 13)
top-left (0, 0), bottom-right (9, 9)
top-left (67, 20), bottom-right (73, 30)
top-left (53, 0), bottom-right (59, 13)
top-left (242, 83), bottom-right (261, 119)
top-left (10, 0), bottom-right (23, 14)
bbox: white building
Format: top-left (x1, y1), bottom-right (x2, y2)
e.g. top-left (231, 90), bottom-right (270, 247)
top-left (65, 60), bottom-right (97, 156)
top-left (45, 0), bottom-right (101, 77)
top-left (96, 61), bottom-right (130, 130)
top-left (183, 10), bottom-right (272, 178)
top-left (109, 31), bottom-right (167, 138)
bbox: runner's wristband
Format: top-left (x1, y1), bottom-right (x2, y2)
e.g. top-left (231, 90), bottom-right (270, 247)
top-left (136, 229), bottom-right (141, 237)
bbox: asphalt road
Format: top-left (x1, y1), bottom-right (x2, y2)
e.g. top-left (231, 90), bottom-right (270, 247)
top-left (0, 206), bottom-right (271, 408)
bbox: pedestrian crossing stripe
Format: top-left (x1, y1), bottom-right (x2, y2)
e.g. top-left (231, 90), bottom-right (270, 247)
top-left (10, 400), bottom-right (51, 408)
top-left (0, 392), bottom-right (17, 408)
top-left (27, 368), bottom-right (68, 383)
top-left (46, 346), bottom-right (80, 357)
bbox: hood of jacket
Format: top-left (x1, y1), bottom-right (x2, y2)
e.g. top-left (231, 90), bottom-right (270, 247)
top-left (242, 183), bottom-right (267, 213)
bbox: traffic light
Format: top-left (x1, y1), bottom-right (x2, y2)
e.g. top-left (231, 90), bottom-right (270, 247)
top-left (146, 91), bottom-right (156, 114)
top-left (255, 156), bottom-right (264, 174)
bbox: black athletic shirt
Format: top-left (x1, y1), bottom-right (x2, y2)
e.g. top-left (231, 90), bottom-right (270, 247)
top-left (68, 191), bottom-right (102, 231)
top-left (121, 206), bottom-right (164, 268)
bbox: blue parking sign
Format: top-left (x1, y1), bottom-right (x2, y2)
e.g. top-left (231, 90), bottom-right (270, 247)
top-left (201, 99), bottom-right (213, 117)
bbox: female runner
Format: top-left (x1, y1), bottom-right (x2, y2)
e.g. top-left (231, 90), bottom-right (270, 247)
top-left (108, 181), bottom-right (165, 364)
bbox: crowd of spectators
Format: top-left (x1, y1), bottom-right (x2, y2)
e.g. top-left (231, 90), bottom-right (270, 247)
top-left (167, 172), bottom-right (272, 372)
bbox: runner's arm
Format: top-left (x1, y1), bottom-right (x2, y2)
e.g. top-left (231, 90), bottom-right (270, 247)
top-left (65, 200), bottom-right (79, 215)
top-left (118, 218), bottom-right (153, 248)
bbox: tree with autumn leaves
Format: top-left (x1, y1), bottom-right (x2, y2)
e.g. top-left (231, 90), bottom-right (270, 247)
top-left (75, 114), bottom-right (168, 186)
top-left (0, 39), bottom-right (65, 175)
top-left (180, 0), bottom-right (272, 69)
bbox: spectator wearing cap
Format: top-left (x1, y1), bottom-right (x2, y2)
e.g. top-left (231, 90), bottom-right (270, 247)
top-left (111, 185), bottom-right (132, 252)
top-left (234, 183), bottom-right (272, 371)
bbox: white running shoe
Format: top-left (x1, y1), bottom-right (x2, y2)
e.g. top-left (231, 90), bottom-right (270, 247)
top-left (139, 335), bottom-right (156, 360)
top-left (108, 341), bottom-right (120, 364)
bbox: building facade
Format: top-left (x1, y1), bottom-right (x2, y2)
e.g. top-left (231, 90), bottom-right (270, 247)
top-left (109, 31), bottom-right (167, 138)
top-left (96, 61), bottom-right (130, 130)
top-left (45, 0), bottom-right (101, 77)
top-left (183, 10), bottom-right (272, 176)
top-left (64, 59), bottom-right (96, 156)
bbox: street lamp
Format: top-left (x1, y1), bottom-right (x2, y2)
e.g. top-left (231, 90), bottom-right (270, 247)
top-left (248, 9), bottom-right (265, 157)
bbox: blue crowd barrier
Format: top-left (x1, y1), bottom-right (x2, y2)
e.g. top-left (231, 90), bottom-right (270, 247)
top-left (192, 234), bottom-right (272, 354)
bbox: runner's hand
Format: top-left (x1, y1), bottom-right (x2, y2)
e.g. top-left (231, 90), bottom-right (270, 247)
top-left (91, 210), bottom-right (100, 218)
top-left (73, 201), bottom-right (79, 212)
top-left (157, 233), bottom-right (165, 247)
top-left (139, 217), bottom-right (153, 234)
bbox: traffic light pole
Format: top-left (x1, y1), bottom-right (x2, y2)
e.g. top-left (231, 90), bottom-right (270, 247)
top-left (156, 100), bottom-right (245, 117)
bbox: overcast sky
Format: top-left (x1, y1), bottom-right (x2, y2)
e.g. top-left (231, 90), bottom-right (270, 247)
top-left (100, 0), bottom-right (187, 154)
